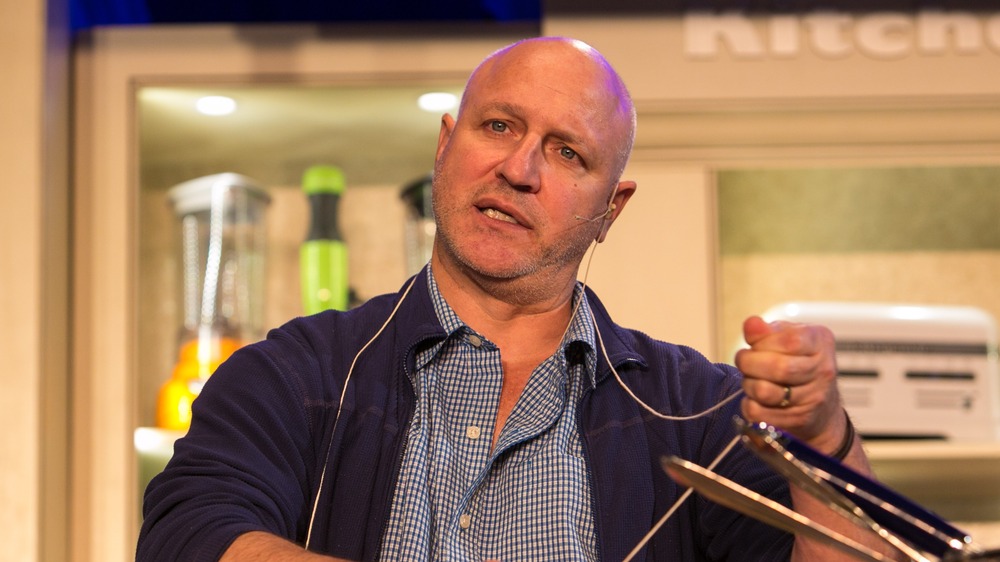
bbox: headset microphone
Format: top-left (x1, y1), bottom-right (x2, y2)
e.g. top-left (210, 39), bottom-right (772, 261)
top-left (574, 202), bottom-right (616, 222)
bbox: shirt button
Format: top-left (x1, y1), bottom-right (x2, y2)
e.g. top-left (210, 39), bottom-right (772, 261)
top-left (459, 514), bottom-right (472, 529)
top-left (468, 334), bottom-right (483, 348)
top-left (466, 425), bottom-right (481, 439)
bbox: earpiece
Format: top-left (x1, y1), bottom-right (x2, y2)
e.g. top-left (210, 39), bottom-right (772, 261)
top-left (574, 202), bottom-right (616, 222)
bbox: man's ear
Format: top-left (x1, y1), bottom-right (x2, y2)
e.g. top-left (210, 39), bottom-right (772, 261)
top-left (596, 180), bottom-right (637, 243)
top-left (435, 114), bottom-right (456, 162)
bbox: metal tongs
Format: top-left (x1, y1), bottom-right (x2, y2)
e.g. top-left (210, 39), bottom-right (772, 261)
top-left (662, 418), bottom-right (1000, 561)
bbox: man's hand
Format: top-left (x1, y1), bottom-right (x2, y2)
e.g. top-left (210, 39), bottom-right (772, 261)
top-left (734, 316), bottom-right (906, 561)
top-left (735, 315), bottom-right (848, 456)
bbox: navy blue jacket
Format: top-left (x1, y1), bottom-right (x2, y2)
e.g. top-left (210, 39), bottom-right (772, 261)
top-left (137, 269), bottom-right (792, 561)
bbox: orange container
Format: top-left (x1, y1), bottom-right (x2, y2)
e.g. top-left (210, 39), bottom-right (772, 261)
top-left (156, 336), bottom-right (243, 430)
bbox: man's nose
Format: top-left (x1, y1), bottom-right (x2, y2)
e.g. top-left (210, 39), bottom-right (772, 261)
top-left (495, 136), bottom-right (541, 193)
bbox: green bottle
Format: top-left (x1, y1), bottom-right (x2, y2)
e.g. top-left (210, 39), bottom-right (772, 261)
top-left (300, 165), bottom-right (349, 314)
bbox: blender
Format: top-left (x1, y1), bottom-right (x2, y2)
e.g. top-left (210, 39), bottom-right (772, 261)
top-left (400, 173), bottom-right (435, 276)
top-left (156, 172), bottom-right (270, 430)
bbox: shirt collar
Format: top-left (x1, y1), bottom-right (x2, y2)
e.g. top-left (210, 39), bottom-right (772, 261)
top-left (424, 265), bottom-right (598, 388)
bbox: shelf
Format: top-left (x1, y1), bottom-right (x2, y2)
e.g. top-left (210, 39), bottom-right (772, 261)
top-left (134, 427), bottom-right (185, 501)
top-left (865, 440), bottom-right (1000, 522)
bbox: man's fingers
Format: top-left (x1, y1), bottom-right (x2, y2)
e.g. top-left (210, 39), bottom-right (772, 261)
top-left (743, 317), bottom-right (832, 357)
top-left (735, 348), bottom-right (819, 387)
top-left (741, 315), bottom-right (773, 347)
top-left (742, 378), bottom-right (792, 409)
top-left (741, 376), bottom-right (827, 409)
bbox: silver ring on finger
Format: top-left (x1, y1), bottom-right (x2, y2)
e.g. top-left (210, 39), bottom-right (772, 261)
top-left (779, 385), bottom-right (792, 408)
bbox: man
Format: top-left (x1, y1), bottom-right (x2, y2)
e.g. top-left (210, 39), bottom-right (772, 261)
top-left (138, 37), bottom-right (885, 561)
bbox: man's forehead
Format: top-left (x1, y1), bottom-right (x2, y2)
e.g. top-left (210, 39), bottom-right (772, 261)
top-left (457, 36), bottom-right (635, 171)
top-left (465, 54), bottom-right (613, 111)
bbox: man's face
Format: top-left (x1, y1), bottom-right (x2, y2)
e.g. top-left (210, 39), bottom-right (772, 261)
top-left (430, 41), bottom-right (631, 290)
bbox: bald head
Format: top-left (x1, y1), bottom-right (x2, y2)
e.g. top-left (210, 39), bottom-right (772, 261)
top-left (429, 35), bottom-right (640, 302)
top-left (460, 37), bottom-right (636, 180)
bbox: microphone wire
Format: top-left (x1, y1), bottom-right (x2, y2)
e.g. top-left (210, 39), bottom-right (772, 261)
top-left (306, 212), bottom-right (745, 552)
top-left (574, 236), bottom-right (746, 559)
top-left (304, 272), bottom-right (419, 550)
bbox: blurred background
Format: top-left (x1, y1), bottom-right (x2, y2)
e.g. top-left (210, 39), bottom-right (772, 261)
top-left (4, 1), bottom-right (1000, 560)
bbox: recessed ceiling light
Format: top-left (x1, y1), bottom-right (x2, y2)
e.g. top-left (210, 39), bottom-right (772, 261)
top-left (195, 95), bottom-right (237, 116)
top-left (417, 92), bottom-right (458, 112)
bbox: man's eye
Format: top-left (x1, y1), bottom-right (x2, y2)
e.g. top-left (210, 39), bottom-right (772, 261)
top-left (560, 146), bottom-right (578, 160)
top-left (490, 121), bottom-right (507, 133)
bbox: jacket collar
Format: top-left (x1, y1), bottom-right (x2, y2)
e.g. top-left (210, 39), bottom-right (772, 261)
top-left (389, 267), bottom-right (649, 386)
top-left (582, 285), bottom-right (649, 385)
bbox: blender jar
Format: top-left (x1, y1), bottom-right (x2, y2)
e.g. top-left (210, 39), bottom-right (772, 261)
top-left (157, 172), bottom-right (270, 430)
top-left (400, 173), bottom-right (435, 276)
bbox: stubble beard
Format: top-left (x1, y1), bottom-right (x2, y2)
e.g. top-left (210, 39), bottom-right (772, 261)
top-left (431, 171), bottom-right (598, 306)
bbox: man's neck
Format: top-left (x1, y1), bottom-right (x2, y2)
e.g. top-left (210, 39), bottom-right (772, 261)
top-left (430, 255), bottom-right (578, 356)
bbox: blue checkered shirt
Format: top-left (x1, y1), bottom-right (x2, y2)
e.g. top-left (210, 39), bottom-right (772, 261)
top-left (379, 269), bottom-right (599, 561)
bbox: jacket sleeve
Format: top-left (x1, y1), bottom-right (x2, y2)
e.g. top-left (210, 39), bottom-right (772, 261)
top-left (583, 330), bottom-right (793, 562)
top-left (694, 366), bottom-right (794, 561)
top-left (136, 328), bottom-right (325, 562)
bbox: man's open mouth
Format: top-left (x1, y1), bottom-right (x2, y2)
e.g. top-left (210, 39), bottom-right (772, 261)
top-left (480, 207), bottom-right (520, 225)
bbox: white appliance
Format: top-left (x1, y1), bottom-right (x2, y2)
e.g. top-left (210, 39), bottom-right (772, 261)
top-left (761, 302), bottom-right (1000, 442)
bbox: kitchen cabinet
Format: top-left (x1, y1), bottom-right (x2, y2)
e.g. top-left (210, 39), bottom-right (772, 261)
top-left (72, 16), bottom-right (1000, 561)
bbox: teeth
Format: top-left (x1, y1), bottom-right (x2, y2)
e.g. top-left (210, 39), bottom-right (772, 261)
top-left (481, 207), bottom-right (518, 224)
